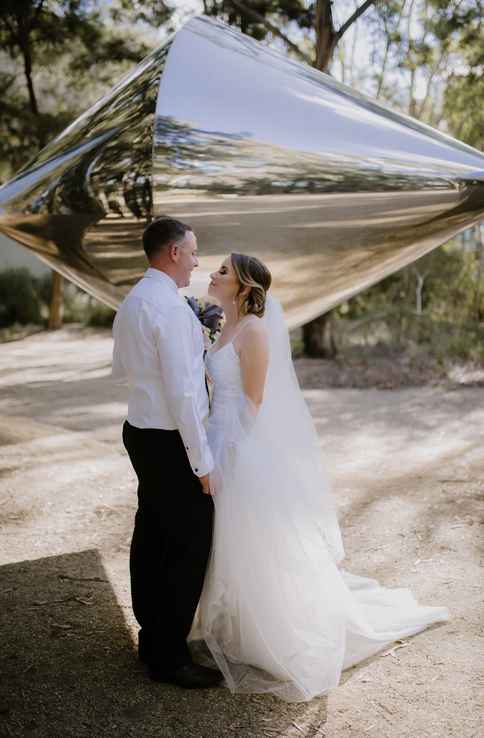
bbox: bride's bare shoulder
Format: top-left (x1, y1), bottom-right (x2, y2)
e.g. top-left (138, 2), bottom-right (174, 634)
top-left (235, 316), bottom-right (268, 352)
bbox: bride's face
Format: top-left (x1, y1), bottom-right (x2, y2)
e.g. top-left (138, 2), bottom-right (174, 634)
top-left (208, 257), bottom-right (240, 302)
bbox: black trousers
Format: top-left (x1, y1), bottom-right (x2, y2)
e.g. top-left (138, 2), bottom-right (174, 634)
top-left (122, 420), bottom-right (214, 671)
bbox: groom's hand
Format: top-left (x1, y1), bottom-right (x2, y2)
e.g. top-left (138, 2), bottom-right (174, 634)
top-left (199, 473), bottom-right (212, 496)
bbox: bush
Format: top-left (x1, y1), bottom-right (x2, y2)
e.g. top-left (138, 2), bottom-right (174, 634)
top-left (334, 308), bottom-right (484, 363)
top-left (35, 272), bottom-right (54, 308)
top-left (35, 272), bottom-right (90, 323)
top-left (86, 302), bottom-right (115, 328)
top-left (34, 272), bottom-right (115, 326)
top-left (0, 268), bottom-right (116, 331)
top-left (0, 268), bottom-right (42, 327)
top-left (63, 282), bottom-right (91, 323)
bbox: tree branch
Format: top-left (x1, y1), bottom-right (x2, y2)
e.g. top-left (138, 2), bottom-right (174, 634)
top-left (377, 0), bottom-right (407, 97)
top-left (1, 14), bottom-right (19, 45)
top-left (15, 14), bottom-right (39, 117)
top-left (226, 0), bottom-right (312, 65)
top-left (337, 0), bottom-right (377, 41)
top-left (34, 0), bottom-right (46, 21)
top-left (416, 52), bottom-right (448, 119)
top-left (350, 0), bottom-right (360, 85)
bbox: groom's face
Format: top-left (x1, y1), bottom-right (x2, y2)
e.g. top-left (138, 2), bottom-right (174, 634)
top-left (173, 230), bottom-right (199, 287)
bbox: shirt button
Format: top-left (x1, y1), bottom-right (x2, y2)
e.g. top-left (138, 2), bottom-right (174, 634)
top-left (194, 468), bottom-right (198, 472)
top-left (186, 446), bottom-right (189, 450)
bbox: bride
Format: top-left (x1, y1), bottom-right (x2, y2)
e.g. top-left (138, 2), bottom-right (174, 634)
top-left (196, 252), bottom-right (449, 703)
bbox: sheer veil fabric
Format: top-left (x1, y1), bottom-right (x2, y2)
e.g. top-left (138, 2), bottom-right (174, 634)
top-left (194, 295), bottom-right (449, 702)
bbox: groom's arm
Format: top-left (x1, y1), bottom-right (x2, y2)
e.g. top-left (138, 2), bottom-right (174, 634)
top-left (155, 304), bottom-right (214, 478)
top-left (111, 309), bottom-right (127, 383)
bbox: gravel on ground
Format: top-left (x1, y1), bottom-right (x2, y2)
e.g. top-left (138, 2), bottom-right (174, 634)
top-left (0, 326), bottom-right (482, 738)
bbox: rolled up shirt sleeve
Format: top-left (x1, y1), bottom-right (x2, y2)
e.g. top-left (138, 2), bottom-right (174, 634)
top-left (155, 304), bottom-right (214, 477)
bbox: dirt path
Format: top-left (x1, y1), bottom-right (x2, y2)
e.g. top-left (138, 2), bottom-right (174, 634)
top-left (0, 327), bottom-right (482, 738)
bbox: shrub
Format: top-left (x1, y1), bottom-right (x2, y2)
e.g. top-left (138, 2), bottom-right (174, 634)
top-left (86, 302), bottom-right (116, 327)
top-left (35, 272), bottom-right (54, 308)
top-left (35, 272), bottom-right (115, 325)
top-left (0, 268), bottom-right (42, 327)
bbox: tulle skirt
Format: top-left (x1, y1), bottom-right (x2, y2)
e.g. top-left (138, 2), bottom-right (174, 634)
top-left (195, 406), bottom-right (449, 703)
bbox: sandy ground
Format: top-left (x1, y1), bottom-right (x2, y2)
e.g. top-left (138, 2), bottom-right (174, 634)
top-left (0, 326), bottom-right (483, 738)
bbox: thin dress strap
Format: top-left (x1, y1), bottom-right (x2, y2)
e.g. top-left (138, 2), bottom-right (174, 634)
top-left (232, 315), bottom-right (258, 342)
top-left (209, 315), bottom-right (258, 356)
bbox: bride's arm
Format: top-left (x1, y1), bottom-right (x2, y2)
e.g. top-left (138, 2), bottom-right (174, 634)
top-left (237, 321), bottom-right (269, 413)
top-left (211, 322), bottom-right (269, 492)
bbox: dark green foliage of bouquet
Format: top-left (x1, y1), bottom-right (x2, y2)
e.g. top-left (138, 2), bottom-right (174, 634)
top-left (185, 296), bottom-right (223, 344)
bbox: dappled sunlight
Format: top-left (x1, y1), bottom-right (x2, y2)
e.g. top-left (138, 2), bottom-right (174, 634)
top-left (1, 327), bottom-right (482, 736)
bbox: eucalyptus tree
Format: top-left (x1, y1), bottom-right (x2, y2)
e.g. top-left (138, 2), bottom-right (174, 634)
top-left (0, 0), bottom-right (173, 327)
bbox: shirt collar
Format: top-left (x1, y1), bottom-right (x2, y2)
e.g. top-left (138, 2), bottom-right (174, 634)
top-left (144, 267), bottom-right (178, 293)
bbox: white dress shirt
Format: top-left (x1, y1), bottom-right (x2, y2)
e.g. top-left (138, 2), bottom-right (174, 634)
top-left (112, 267), bottom-right (214, 477)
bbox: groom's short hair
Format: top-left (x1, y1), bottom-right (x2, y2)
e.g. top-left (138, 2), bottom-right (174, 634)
top-left (143, 216), bottom-right (193, 260)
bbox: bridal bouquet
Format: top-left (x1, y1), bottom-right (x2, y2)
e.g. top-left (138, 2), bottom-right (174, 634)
top-left (185, 296), bottom-right (223, 346)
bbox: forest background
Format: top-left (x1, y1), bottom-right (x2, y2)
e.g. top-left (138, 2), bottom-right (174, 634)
top-left (0, 0), bottom-right (483, 378)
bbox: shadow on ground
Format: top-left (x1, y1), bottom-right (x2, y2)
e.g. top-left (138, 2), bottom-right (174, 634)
top-left (1, 329), bottom-right (482, 737)
top-left (0, 550), bottom-right (330, 738)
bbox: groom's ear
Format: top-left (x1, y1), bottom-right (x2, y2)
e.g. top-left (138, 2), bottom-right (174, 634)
top-left (168, 242), bottom-right (179, 262)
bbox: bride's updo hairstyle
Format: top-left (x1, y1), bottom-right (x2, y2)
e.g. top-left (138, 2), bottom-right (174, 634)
top-left (231, 253), bottom-right (272, 318)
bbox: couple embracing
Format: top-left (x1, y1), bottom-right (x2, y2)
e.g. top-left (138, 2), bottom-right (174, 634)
top-left (112, 217), bottom-right (448, 703)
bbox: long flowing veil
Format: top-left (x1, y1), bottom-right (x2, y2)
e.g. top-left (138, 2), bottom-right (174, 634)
top-left (255, 294), bottom-right (345, 564)
top-left (208, 292), bottom-right (344, 566)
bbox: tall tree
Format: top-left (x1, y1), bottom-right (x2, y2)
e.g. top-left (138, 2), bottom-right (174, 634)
top-left (0, 1), bottom-right (91, 328)
top-left (204, 1), bottom-right (378, 356)
top-left (439, 0), bottom-right (484, 150)
top-left (203, 0), bottom-right (314, 60)
top-left (0, 0), bottom-right (172, 328)
top-left (304, 1), bottom-right (378, 357)
top-left (314, 0), bottom-right (377, 70)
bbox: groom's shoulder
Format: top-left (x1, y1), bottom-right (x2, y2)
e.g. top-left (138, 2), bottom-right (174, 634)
top-left (123, 277), bottom-right (183, 317)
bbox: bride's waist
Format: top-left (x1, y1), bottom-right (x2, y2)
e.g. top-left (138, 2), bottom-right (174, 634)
top-left (209, 393), bottom-right (240, 416)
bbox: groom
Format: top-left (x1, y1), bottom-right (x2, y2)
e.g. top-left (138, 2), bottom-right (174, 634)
top-left (112, 216), bottom-right (222, 688)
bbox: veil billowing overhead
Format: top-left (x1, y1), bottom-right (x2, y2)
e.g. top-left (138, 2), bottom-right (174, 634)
top-left (197, 293), bottom-right (449, 702)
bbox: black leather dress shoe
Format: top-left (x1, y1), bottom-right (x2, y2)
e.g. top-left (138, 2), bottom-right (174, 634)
top-left (148, 663), bottom-right (224, 689)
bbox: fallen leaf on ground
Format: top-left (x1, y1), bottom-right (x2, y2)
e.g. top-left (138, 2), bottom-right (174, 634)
top-left (381, 641), bottom-right (409, 658)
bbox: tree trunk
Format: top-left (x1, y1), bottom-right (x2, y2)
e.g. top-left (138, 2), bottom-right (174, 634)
top-left (17, 15), bottom-right (63, 327)
top-left (17, 18), bottom-right (40, 117)
top-left (314, 0), bottom-right (337, 73)
top-left (22, 47), bottom-right (39, 116)
top-left (302, 0), bottom-right (376, 357)
top-left (474, 223), bottom-right (484, 322)
top-left (413, 269), bottom-right (428, 316)
top-left (303, 313), bottom-right (337, 358)
top-left (48, 272), bottom-right (64, 330)
top-left (376, 33), bottom-right (391, 97)
top-left (415, 273), bottom-right (424, 315)
top-left (302, 1), bottom-right (337, 357)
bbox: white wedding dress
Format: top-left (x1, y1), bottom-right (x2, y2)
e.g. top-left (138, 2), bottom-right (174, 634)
top-left (197, 296), bottom-right (449, 702)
